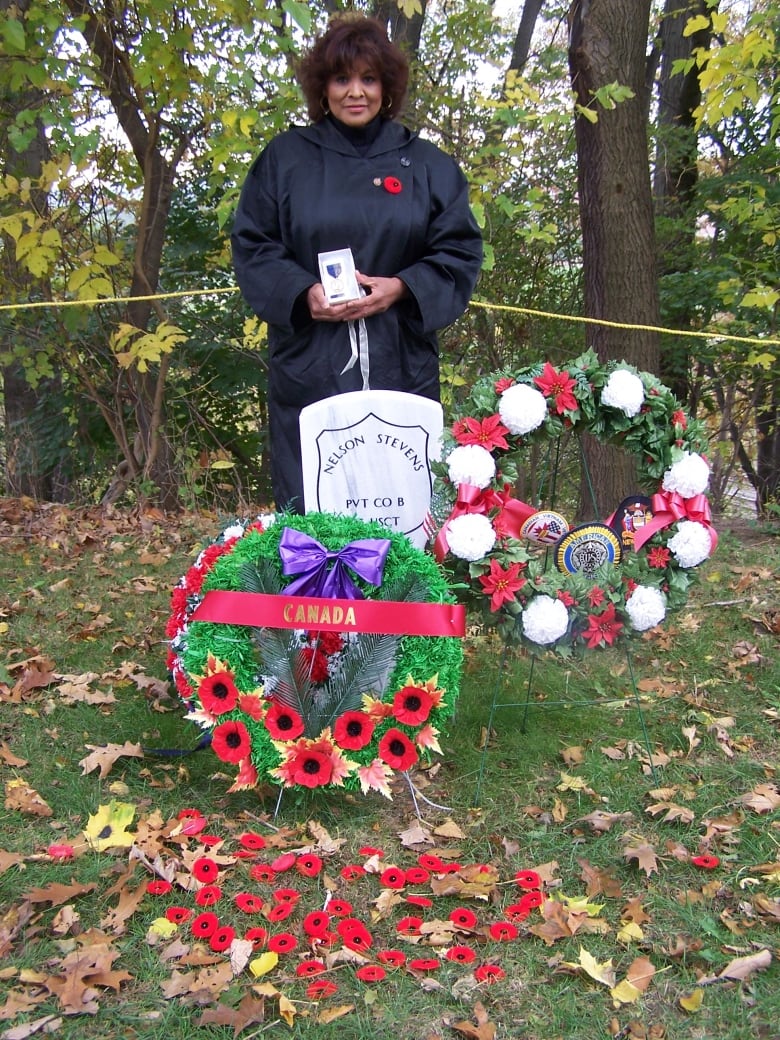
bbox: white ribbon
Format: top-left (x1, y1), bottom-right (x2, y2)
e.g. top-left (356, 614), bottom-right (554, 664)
top-left (341, 317), bottom-right (370, 390)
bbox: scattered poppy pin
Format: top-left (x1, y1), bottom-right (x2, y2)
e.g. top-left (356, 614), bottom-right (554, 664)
top-left (383, 176), bottom-right (402, 194)
top-left (691, 854), bottom-right (720, 869)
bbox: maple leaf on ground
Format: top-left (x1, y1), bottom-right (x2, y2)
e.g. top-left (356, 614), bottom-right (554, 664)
top-left (0, 899), bottom-right (33, 959)
top-left (699, 948), bottom-right (772, 985)
top-left (0, 742), bottom-right (28, 767)
top-left (645, 801), bottom-right (695, 824)
top-left (198, 993), bottom-right (267, 1035)
top-left (4, 778), bottom-right (53, 818)
top-left (560, 947), bottom-right (617, 988)
top-left (578, 859), bottom-right (624, 898)
top-left (79, 742), bottom-right (144, 779)
top-left (26, 881), bottom-right (97, 907)
top-left (430, 864), bottom-right (498, 902)
top-left (447, 1000), bottom-right (496, 1040)
top-left (575, 809), bottom-right (634, 834)
top-left (623, 841), bottom-right (660, 877)
top-left (737, 783), bottom-right (780, 813)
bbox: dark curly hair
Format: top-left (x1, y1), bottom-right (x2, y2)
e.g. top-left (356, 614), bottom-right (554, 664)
top-left (296, 15), bottom-right (409, 123)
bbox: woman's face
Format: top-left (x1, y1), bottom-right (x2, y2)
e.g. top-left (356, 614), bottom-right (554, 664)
top-left (325, 64), bottom-right (383, 127)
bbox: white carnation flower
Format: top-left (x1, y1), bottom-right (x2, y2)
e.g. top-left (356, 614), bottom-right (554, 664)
top-left (446, 513), bottom-right (496, 562)
top-left (667, 520), bottom-right (712, 567)
top-left (521, 594), bottom-right (569, 645)
top-left (625, 585), bottom-right (667, 631)
top-left (221, 523), bottom-right (246, 541)
top-left (446, 444), bottom-right (496, 489)
top-left (662, 452), bottom-right (710, 498)
top-left (498, 382), bottom-right (548, 435)
top-left (601, 369), bottom-right (645, 417)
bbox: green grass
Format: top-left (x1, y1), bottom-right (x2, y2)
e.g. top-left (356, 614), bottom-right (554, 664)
top-left (1, 504), bottom-right (778, 1039)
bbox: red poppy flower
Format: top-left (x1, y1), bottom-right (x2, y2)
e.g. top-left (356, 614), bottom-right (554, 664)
top-left (244, 926), bottom-right (267, 948)
top-left (200, 834), bottom-right (223, 847)
top-left (356, 965), bottom-right (386, 983)
top-left (195, 884), bottom-right (222, 907)
top-left (380, 866), bottom-right (406, 889)
top-left (198, 670), bottom-right (239, 714)
top-left (504, 902), bottom-right (531, 922)
top-left (359, 845), bottom-right (384, 857)
top-left (192, 856), bottom-right (219, 883)
top-left (338, 920), bottom-right (373, 951)
top-left (296, 960), bottom-right (326, 977)
top-left (333, 710), bottom-right (375, 750)
top-left (191, 911), bottom-right (219, 938)
top-left (691, 854), bottom-right (720, 869)
top-left (447, 945), bottom-right (477, 963)
top-left (440, 862), bottom-right (462, 873)
top-left (211, 719), bottom-right (251, 763)
top-left (296, 854), bottom-right (323, 878)
top-left (405, 866), bottom-right (431, 885)
top-left (515, 869), bottom-right (542, 891)
top-left (518, 890), bottom-right (544, 911)
top-left (268, 932), bottom-right (298, 954)
top-left (235, 892), bottom-right (264, 913)
top-left (303, 911), bottom-right (330, 937)
top-left (475, 963), bottom-right (505, 983)
top-left (47, 843), bottom-right (75, 860)
top-left (449, 907), bottom-right (478, 930)
top-left (286, 745), bottom-right (335, 788)
top-left (479, 559), bottom-right (527, 613)
top-left (146, 879), bottom-right (172, 896)
top-left (312, 930), bottom-right (339, 950)
top-left (396, 915), bottom-right (423, 936)
top-left (209, 925), bottom-right (236, 952)
top-left (378, 728), bottom-right (418, 771)
top-left (409, 958), bottom-right (440, 972)
top-left (271, 852), bottom-right (297, 873)
top-left (340, 864), bottom-right (366, 881)
top-left (336, 917), bottom-right (366, 936)
top-left (383, 176), bottom-right (402, 194)
top-left (326, 899), bottom-right (352, 917)
top-left (418, 853), bottom-right (445, 871)
top-left (264, 702), bottom-right (305, 741)
top-left (392, 685), bottom-right (434, 726)
top-left (272, 885), bottom-right (300, 903)
top-left (165, 906), bottom-right (192, 924)
top-left (239, 831), bottom-right (267, 851)
top-left (489, 921), bottom-right (518, 941)
top-left (533, 361), bottom-right (578, 414)
top-left (405, 895), bottom-right (433, 909)
top-left (306, 979), bottom-right (338, 1000)
top-left (177, 806), bottom-right (203, 822)
top-left (267, 901), bottom-right (295, 922)
top-left (377, 949), bottom-right (406, 968)
top-left (250, 863), bottom-right (277, 883)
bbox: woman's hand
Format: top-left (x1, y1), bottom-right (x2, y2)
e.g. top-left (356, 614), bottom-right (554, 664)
top-left (306, 274), bottom-right (408, 323)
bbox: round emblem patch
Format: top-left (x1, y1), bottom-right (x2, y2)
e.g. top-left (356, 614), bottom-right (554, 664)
top-left (555, 523), bottom-right (623, 576)
top-left (520, 510), bottom-right (570, 546)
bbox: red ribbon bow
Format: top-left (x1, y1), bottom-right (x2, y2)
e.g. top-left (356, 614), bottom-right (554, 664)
top-left (632, 489), bottom-right (717, 552)
top-left (433, 483), bottom-right (536, 562)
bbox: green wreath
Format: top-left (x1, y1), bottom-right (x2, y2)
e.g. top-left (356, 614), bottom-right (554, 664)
top-left (167, 513), bottom-right (462, 795)
top-left (431, 349), bottom-right (717, 654)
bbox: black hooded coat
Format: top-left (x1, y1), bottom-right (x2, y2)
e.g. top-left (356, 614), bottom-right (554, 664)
top-left (231, 115), bottom-right (483, 509)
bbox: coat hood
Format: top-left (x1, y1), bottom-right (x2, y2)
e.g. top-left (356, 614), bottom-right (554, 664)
top-left (294, 117), bottom-right (418, 158)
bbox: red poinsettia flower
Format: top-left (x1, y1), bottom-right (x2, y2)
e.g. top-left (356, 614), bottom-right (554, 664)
top-left (557, 589), bottom-right (576, 607)
top-left (333, 710), bottom-right (375, 750)
top-left (250, 864), bottom-right (277, 884)
top-left (194, 884), bottom-right (222, 907)
top-left (691, 854), bottom-right (720, 869)
top-left (264, 702), bottom-right (305, 741)
top-left (268, 932), bottom-right (298, 954)
top-left (447, 945), bottom-right (477, 963)
top-left (212, 720), bottom-right (251, 763)
top-left (478, 559), bottom-right (527, 612)
top-left (582, 602), bottom-right (624, 649)
top-left (514, 869), bottom-right (541, 890)
top-left (380, 866), bottom-right (407, 889)
top-left (191, 911), bottom-right (219, 938)
top-left (303, 911), bottom-right (330, 937)
top-left (672, 409), bottom-right (688, 430)
top-left (647, 546), bottom-right (671, 568)
top-left (234, 892), bottom-right (264, 913)
top-left (356, 965), bottom-right (386, 983)
top-left (494, 376), bottom-right (515, 394)
top-left (300, 645), bottom-right (330, 684)
top-left (449, 907), bottom-right (478, 929)
top-left (383, 176), bottom-right (402, 194)
top-left (452, 414), bottom-right (510, 451)
top-left (396, 915), bottom-right (423, 936)
top-left (146, 879), bottom-right (172, 896)
top-left (489, 921), bottom-right (519, 941)
top-left (244, 926), bottom-right (267, 948)
top-left (533, 361), bottom-right (579, 414)
top-left (326, 899), bottom-right (352, 918)
top-left (165, 906), bottom-right (192, 924)
top-left (378, 728), bottom-right (418, 771)
top-left (377, 949), bottom-right (406, 968)
top-left (392, 685), bottom-right (434, 726)
top-left (192, 857), bottom-right (219, 883)
top-left (296, 854), bottom-right (323, 878)
top-left (239, 831), bottom-right (266, 851)
top-left (296, 960), bottom-right (327, 977)
top-left (209, 925), bottom-right (236, 952)
top-left (475, 963), bottom-right (505, 983)
top-left (306, 979), bottom-right (338, 1000)
top-left (409, 958), bottom-right (440, 972)
top-left (587, 585), bottom-right (605, 608)
top-left (198, 670), bottom-right (239, 715)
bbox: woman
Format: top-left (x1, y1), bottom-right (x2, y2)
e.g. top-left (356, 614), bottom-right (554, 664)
top-left (231, 14), bottom-right (483, 510)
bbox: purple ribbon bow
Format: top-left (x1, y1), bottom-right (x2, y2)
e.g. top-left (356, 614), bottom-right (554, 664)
top-left (278, 527), bottom-right (391, 600)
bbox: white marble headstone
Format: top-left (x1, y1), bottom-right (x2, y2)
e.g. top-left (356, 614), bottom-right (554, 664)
top-left (300, 390), bottom-right (443, 549)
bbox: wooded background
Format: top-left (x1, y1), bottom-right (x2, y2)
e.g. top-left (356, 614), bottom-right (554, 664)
top-left (0, 0), bottom-right (777, 516)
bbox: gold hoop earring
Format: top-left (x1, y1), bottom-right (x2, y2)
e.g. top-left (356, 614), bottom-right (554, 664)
top-left (382, 95), bottom-right (393, 114)
top-left (320, 97), bottom-right (330, 115)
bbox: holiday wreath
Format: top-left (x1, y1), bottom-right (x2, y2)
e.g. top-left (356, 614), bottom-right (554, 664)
top-left (167, 513), bottom-right (463, 795)
top-left (431, 348), bottom-right (717, 653)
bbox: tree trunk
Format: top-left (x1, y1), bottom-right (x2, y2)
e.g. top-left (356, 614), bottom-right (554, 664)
top-left (568, 0), bottom-right (660, 512)
top-left (653, 0), bottom-right (714, 403)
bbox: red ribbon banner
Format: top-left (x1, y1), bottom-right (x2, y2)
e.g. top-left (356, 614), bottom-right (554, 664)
top-left (190, 591), bottom-right (465, 637)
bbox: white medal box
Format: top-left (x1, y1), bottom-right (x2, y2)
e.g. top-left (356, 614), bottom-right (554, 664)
top-left (300, 390), bottom-right (443, 549)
